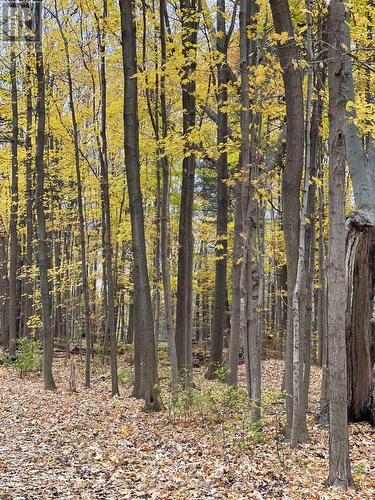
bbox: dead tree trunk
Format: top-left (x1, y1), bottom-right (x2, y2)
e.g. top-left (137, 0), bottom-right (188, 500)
top-left (346, 221), bottom-right (375, 425)
top-left (343, 9), bottom-right (375, 427)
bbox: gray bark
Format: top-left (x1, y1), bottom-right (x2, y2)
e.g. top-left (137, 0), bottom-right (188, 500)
top-left (269, 0), bottom-right (304, 437)
top-left (326, 0), bottom-right (354, 489)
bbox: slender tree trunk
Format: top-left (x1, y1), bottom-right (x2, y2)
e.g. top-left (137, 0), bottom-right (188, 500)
top-left (326, 0), bottom-right (354, 488)
top-left (290, 0), bottom-right (314, 446)
top-left (206, 0), bottom-right (229, 379)
top-left (55, 5), bottom-right (92, 389)
top-left (226, 184), bottom-right (243, 386)
top-left (269, 0), bottom-right (304, 437)
top-left (24, 59), bottom-right (34, 338)
top-left (8, 49), bottom-right (19, 357)
top-left (238, 0), bottom-right (251, 396)
top-left (34, 17), bottom-right (56, 390)
top-left (174, 0), bottom-right (200, 383)
top-left (160, 0), bottom-right (178, 391)
top-left (0, 221), bottom-right (8, 349)
top-left (127, 300), bottom-right (134, 344)
top-left (98, 0), bottom-right (119, 396)
top-left (119, 0), bottom-right (160, 411)
top-left (235, 0), bottom-right (261, 422)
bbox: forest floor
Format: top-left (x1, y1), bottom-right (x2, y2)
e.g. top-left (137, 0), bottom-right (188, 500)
top-left (0, 352), bottom-right (374, 499)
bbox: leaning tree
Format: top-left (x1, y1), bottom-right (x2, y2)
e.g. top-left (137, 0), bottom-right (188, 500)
top-left (344, 13), bottom-right (375, 426)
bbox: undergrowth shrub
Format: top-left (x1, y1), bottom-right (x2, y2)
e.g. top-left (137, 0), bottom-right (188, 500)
top-left (118, 366), bottom-right (135, 386)
top-left (13, 338), bottom-right (42, 377)
top-left (162, 367), bottom-right (284, 451)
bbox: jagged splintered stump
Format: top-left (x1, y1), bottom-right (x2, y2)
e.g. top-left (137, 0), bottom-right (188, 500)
top-left (346, 214), bottom-right (375, 426)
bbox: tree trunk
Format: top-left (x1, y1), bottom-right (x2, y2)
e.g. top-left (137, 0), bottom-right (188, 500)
top-left (0, 221), bottom-right (8, 349)
top-left (175, 0), bottom-right (200, 383)
top-left (226, 184), bottom-right (243, 386)
top-left (326, 0), bottom-right (354, 488)
top-left (159, 0), bottom-right (178, 391)
top-left (34, 18), bottom-right (56, 391)
top-left (269, 0), bottom-right (304, 437)
top-left (206, 0), bottom-right (229, 379)
top-left (23, 59), bottom-right (34, 339)
top-left (343, 6), bottom-right (375, 426)
top-left (290, 0), bottom-right (314, 446)
top-left (55, 2), bottom-right (92, 389)
top-left (8, 49), bottom-right (19, 357)
top-left (346, 222), bottom-right (375, 425)
top-left (120, 0), bottom-right (160, 411)
top-left (237, 0), bottom-right (261, 422)
top-left (98, 0), bottom-right (119, 396)
top-left (127, 300), bottom-right (134, 345)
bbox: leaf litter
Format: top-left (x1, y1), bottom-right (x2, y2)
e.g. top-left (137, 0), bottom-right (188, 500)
top-left (0, 359), bottom-right (374, 499)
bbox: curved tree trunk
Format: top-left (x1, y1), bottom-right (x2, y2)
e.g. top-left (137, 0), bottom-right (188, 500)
top-left (342, 7), bottom-right (375, 428)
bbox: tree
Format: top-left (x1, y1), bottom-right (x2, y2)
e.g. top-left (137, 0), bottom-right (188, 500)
top-left (343, 5), bottom-right (375, 427)
top-left (206, 0), bottom-right (229, 379)
top-left (0, 218), bottom-right (8, 349)
top-left (159, 0), bottom-right (178, 392)
top-left (97, 0), bottom-right (119, 396)
top-left (326, 0), bottom-right (354, 489)
top-left (8, 47), bottom-right (19, 357)
top-left (54, 1), bottom-right (92, 389)
top-left (34, 8), bottom-right (56, 391)
top-left (23, 52), bottom-right (34, 339)
top-left (237, 0), bottom-right (262, 423)
top-left (175, 0), bottom-right (201, 382)
top-left (119, 0), bottom-right (160, 411)
top-left (269, 0), bottom-right (304, 439)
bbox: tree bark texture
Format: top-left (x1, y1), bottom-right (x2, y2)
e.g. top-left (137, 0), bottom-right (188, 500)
top-left (175, 0), bottom-right (200, 382)
top-left (120, 0), bottom-right (160, 411)
top-left (206, 0), bottom-right (229, 379)
top-left (34, 21), bottom-right (56, 390)
top-left (269, 0), bottom-right (304, 437)
top-left (326, 0), bottom-right (354, 488)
